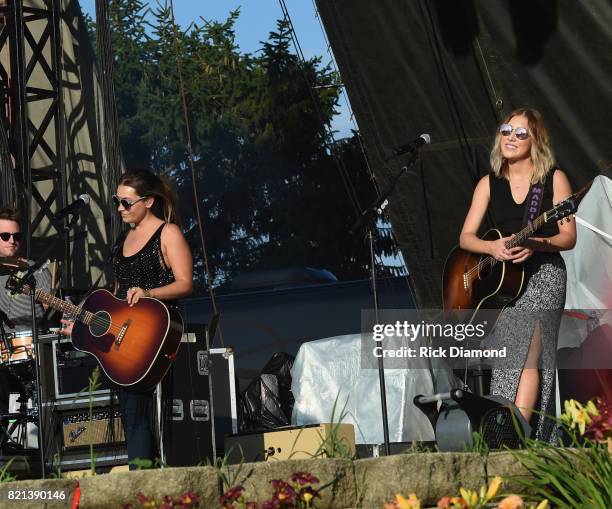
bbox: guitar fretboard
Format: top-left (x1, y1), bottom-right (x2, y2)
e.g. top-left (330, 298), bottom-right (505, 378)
top-left (32, 288), bottom-right (95, 325)
top-left (503, 214), bottom-right (545, 250)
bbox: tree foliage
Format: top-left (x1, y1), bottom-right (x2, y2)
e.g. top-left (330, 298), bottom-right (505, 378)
top-left (95, 1), bottom-right (399, 291)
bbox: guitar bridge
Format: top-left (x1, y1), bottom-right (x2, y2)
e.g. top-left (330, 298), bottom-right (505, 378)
top-left (463, 272), bottom-right (468, 291)
top-left (114, 319), bottom-right (132, 349)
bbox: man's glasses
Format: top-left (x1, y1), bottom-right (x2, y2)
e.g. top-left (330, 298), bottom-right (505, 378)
top-left (499, 123), bottom-right (530, 141)
top-left (0, 232), bottom-right (22, 242)
top-left (112, 195), bottom-right (147, 210)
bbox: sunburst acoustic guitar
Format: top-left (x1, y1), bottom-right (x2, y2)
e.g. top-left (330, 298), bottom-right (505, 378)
top-left (5, 279), bottom-right (183, 390)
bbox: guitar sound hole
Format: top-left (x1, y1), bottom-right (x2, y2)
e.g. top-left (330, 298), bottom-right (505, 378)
top-left (90, 311), bottom-right (111, 337)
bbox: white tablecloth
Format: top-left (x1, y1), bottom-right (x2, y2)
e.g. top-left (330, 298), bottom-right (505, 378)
top-left (291, 333), bottom-right (440, 444)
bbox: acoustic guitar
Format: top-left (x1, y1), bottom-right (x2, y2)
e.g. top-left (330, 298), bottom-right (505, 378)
top-left (442, 183), bottom-right (591, 332)
top-left (5, 279), bottom-right (183, 390)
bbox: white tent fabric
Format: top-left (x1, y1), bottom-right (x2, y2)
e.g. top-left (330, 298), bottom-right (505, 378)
top-left (291, 334), bottom-right (436, 444)
top-left (559, 174), bottom-right (612, 348)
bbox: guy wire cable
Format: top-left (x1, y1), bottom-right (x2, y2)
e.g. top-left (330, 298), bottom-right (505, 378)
top-left (278, 0), bottom-right (362, 217)
top-left (95, 0), bottom-right (124, 249)
top-left (310, 0), bottom-right (376, 187)
top-left (311, 0), bottom-right (416, 299)
top-left (168, 0), bottom-right (224, 346)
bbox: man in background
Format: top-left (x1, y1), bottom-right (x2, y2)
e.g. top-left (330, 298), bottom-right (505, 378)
top-left (0, 207), bottom-right (50, 422)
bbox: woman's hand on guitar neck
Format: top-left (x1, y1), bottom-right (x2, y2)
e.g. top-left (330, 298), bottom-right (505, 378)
top-left (487, 236), bottom-right (529, 262)
top-left (508, 245), bottom-right (534, 263)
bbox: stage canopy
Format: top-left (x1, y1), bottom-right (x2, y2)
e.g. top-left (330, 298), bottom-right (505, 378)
top-left (316, 0), bottom-right (611, 309)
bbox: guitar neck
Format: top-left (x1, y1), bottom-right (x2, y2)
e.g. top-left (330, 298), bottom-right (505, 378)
top-left (33, 289), bottom-right (93, 325)
top-left (505, 216), bottom-right (544, 249)
top-left (504, 179), bottom-right (593, 250)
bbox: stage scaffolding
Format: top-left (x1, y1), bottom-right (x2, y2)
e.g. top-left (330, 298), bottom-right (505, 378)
top-left (0, 0), bottom-right (121, 290)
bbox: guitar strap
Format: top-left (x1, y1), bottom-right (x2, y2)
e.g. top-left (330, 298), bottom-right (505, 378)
top-left (522, 181), bottom-right (544, 226)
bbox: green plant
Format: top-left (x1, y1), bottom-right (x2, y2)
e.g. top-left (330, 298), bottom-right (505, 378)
top-left (314, 395), bottom-right (355, 459)
top-left (404, 440), bottom-right (432, 454)
top-left (461, 431), bottom-right (490, 457)
top-left (50, 451), bottom-right (63, 479)
top-left (211, 445), bottom-right (253, 493)
top-left (87, 366), bottom-right (102, 474)
top-left (355, 466), bottom-right (368, 508)
top-left (0, 457), bottom-right (16, 482)
top-left (129, 457), bottom-right (165, 470)
top-left (510, 397), bottom-right (612, 508)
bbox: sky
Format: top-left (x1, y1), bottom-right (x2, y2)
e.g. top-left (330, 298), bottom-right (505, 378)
top-left (79, 0), bottom-right (354, 138)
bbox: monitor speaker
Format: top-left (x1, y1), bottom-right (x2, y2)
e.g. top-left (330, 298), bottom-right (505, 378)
top-left (414, 389), bottom-right (531, 451)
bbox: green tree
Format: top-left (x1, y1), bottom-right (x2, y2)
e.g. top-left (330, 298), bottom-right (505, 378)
top-left (100, 3), bottom-right (398, 291)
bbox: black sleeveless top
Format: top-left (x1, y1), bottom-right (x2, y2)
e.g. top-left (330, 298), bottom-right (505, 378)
top-left (114, 223), bottom-right (175, 300)
top-left (488, 169), bottom-right (559, 238)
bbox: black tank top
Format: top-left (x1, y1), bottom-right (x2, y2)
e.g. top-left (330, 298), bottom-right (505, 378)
top-left (114, 223), bottom-right (175, 300)
top-left (487, 169), bottom-right (559, 238)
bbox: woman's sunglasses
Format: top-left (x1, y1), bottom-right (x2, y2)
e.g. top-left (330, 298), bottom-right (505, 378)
top-left (499, 123), bottom-right (529, 141)
top-left (0, 232), bottom-right (22, 242)
top-left (112, 195), bottom-right (147, 210)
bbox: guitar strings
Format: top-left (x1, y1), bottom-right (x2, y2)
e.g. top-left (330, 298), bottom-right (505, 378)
top-left (463, 218), bottom-right (544, 282)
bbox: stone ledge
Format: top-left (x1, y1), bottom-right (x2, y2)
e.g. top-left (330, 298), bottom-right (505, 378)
top-left (0, 451), bottom-right (529, 508)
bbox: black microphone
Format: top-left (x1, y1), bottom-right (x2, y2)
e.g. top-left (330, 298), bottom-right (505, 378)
top-left (54, 194), bottom-right (90, 221)
top-left (392, 133), bottom-right (431, 157)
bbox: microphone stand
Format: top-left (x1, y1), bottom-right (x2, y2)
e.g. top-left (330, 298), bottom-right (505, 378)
top-left (349, 150), bottom-right (421, 456)
top-left (0, 310), bottom-right (14, 354)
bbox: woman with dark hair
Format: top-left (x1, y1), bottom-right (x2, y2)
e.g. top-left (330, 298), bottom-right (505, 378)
top-left (459, 108), bottom-right (576, 441)
top-left (63, 169), bottom-right (193, 467)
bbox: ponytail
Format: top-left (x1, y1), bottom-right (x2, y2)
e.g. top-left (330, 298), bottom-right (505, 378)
top-left (159, 176), bottom-right (179, 225)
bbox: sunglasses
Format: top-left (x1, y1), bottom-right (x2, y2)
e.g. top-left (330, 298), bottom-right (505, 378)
top-left (499, 123), bottom-right (529, 141)
top-left (0, 232), bottom-right (22, 242)
top-left (112, 195), bottom-right (147, 210)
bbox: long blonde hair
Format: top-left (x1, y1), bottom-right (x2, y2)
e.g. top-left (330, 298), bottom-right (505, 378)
top-left (490, 108), bottom-right (555, 184)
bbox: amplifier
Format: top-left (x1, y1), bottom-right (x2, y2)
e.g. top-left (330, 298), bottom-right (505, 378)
top-left (52, 339), bottom-right (113, 399)
top-left (224, 423), bottom-right (356, 464)
top-left (62, 409), bottom-right (124, 448)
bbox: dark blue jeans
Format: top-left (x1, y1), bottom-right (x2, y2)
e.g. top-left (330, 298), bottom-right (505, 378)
top-left (118, 388), bottom-right (158, 470)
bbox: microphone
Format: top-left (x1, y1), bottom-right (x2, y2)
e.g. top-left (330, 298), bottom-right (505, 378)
top-left (391, 133), bottom-right (431, 157)
top-left (54, 194), bottom-right (90, 221)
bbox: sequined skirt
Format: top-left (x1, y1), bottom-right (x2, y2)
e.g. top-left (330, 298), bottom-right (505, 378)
top-left (488, 252), bottom-right (566, 442)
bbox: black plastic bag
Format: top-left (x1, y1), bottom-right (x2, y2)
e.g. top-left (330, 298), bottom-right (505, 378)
top-left (239, 352), bottom-right (295, 431)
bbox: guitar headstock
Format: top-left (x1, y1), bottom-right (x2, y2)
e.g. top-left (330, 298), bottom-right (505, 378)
top-left (544, 193), bottom-right (580, 225)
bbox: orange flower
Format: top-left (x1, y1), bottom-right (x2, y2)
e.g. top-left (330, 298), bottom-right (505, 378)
top-left (384, 493), bottom-right (421, 509)
top-left (437, 496), bottom-right (468, 508)
top-left (497, 494), bottom-right (524, 509)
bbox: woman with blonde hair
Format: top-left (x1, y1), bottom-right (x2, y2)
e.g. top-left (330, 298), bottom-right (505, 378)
top-left (459, 108), bottom-right (576, 441)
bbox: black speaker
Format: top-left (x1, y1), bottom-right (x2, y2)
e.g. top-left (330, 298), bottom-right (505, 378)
top-left (414, 389), bottom-right (531, 451)
top-left (161, 320), bottom-right (237, 466)
top-left (162, 324), bottom-right (213, 466)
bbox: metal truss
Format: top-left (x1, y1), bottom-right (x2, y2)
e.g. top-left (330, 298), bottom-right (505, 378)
top-left (0, 0), bottom-right (68, 273)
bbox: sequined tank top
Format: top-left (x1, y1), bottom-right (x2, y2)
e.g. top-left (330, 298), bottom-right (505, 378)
top-left (114, 223), bottom-right (175, 301)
